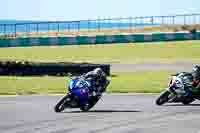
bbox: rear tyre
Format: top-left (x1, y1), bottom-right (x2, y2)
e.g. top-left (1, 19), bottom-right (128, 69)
top-left (156, 90), bottom-right (170, 106)
top-left (54, 95), bottom-right (71, 112)
top-left (80, 96), bottom-right (99, 112)
top-left (80, 104), bottom-right (92, 112)
top-left (182, 98), bottom-right (195, 105)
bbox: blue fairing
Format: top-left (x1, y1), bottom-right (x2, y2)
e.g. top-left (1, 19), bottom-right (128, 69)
top-left (68, 79), bottom-right (90, 105)
top-left (68, 79), bottom-right (78, 91)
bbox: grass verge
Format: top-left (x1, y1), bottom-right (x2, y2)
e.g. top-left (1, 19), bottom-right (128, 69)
top-left (0, 70), bottom-right (174, 95)
top-left (0, 41), bottom-right (199, 63)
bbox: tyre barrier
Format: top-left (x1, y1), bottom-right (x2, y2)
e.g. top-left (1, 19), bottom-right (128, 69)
top-left (0, 61), bottom-right (110, 76)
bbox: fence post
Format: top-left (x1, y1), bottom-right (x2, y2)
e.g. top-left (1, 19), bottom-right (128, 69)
top-left (77, 21), bottom-right (80, 35)
top-left (172, 16), bottom-right (175, 25)
top-left (47, 23), bottom-right (50, 33)
top-left (4, 24), bottom-right (6, 37)
top-left (57, 23), bottom-right (60, 36)
top-left (67, 22), bottom-right (70, 32)
top-left (140, 17), bottom-right (143, 25)
top-left (134, 17), bottom-right (137, 31)
top-left (118, 18), bottom-right (121, 30)
top-left (193, 15), bottom-right (196, 24)
top-left (97, 18), bottom-right (100, 32)
top-left (129, 17), bottom-right (132, 32)
top-left (36, 23), bottom-right (39, 34)
top-left (26, 24), bottom-right (29, 37)
top-left (184, 15), bottom-right (186, 25)
top-left (14, 24), bottom-right (17, 37)
top-left (161, 16), bottom-right (164, 25)
top-left (88, 19), bottom-right (90, 33)
top-left (151, 16), bottom-right (154, 25)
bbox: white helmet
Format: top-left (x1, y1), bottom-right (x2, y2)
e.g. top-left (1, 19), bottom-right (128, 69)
top-left (93, 68), bottom-right (103, 77)
top-left (192, 65), bottom-right (200, 78)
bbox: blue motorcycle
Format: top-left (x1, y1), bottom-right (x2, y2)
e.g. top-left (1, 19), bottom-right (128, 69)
top-left (54, 77), bottom-right (105, 112)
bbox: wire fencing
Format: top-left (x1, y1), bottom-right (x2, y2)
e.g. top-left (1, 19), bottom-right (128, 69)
top-left (0, 13), bottom-right (200, 38)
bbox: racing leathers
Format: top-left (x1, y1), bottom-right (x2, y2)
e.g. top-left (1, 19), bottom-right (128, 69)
top-left (83, 69), bottom-right (110, 95)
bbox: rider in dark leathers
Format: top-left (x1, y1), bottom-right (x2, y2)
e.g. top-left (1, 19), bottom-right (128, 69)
top-left (67, 68), bottom-right (110, 110)
top-left (77, 68), bottom-right (110, 109)
top-left (183, 65), bottom-right (200, 98)
top-left (192, 65), bottom-right (200, 90)
top-left (83, 68), bottom-right (110, 95)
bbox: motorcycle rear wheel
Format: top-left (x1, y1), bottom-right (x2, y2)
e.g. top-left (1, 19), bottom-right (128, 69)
top-left (80, 96), bottom-right (99, 112)
top-left (182, 98), bottom-right (195, 105)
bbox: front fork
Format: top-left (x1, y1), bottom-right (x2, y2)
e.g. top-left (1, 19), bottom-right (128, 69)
top-left (166, 87), bottom-right (188, 103)
top-left (167, 86), bottom-right (186, 95)
top-left (168, 86), bottom-right (177, 95)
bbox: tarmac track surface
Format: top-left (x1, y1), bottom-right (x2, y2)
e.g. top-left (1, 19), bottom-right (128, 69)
top-left (110, 62), bottom-right (199, 72)
top-left (0, 94), bottom-right (200, 133)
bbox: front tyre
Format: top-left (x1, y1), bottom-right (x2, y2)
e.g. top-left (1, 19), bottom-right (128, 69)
top-left (54, 95), bottom-right (71, 112)
top-left (156, 90), bottom-right (170, 106)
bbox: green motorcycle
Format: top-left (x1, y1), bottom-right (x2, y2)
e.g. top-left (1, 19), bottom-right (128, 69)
top-left (156, 72), bottom-right (200, 105)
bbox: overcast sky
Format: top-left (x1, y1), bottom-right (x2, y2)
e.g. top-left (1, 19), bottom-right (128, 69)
top-left (0, 0), bottom-right (200, 21)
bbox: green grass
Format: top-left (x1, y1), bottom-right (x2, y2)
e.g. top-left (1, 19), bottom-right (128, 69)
top-left (0, 41), bottom-right (199, 95)
top-left (0, 70), bottom-right (174, 95)
top-left (0, 41), bottom-right (199, 63)
top-left (109, 70), bottom-right (173, 93)
top-left (0, 76), bottom-right (67, 95)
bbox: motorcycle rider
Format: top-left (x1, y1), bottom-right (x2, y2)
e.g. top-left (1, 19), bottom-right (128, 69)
top-left (78, 67), bottom-right (110, 110)
top-left (192, 65), bottom-right (200, 90)
top-left (83, 67), bottom-right (110, 96)
top-left (183, 65), bottom-right (200, 98)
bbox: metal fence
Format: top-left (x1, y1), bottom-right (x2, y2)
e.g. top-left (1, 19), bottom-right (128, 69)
top-left (0, 13), bottom-right (200, 38)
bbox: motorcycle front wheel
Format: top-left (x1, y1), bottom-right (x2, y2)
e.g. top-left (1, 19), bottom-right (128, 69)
top-left (54, 95), bottom-right (71, 112)
top-left (156, 90), bottom-right (170, 106)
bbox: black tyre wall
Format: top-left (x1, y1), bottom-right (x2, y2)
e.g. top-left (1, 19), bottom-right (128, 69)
top-left (0, 61), bottom-right (110, 76)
